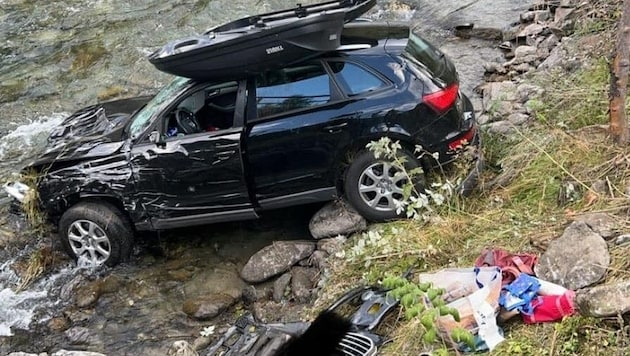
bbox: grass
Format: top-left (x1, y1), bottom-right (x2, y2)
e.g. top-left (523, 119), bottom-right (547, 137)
top-left (314, 1), bottom-right (630, 354)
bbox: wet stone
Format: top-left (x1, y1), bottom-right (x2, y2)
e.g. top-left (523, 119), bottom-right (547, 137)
top-left (273, 272), bottom-right (292, 303)
top-left (7, 353), bottom-right (46, 356)
top-left (309, 200), bottom-right (367, 239)
top-left (291, 266), bottom-right (318, 303)
top-left (240, 241), bottom-right (316, 283)
top-left (47, 316), bottom-right (70, 332)
top-left (184, 265), bottom-right (245, 300)
top-left (64, 326), bottom-right (95, 345)
top-left (182, 293), bottom-right (237, 320)
top-left (576, 281), bottom-right (630, 317)
top-left (74, 280), bottom-right (102, 308)
top-left (535, 221), bottom-right (610, 290)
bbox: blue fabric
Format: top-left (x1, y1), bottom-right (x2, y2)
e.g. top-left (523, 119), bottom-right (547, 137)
top-left (499, 274), bottom-right (541, 314)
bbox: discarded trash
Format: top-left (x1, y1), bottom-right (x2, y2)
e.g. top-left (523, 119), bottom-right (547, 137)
top-left (475, 248), bottom-right (538, 285)
top-left (522, 290), bottom-right (576, 324)
top-left (499, 274), bottom-right (540, 314)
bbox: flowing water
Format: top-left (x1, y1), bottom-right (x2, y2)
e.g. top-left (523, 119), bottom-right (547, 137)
top-left (0, 0), bottom-right (532, 354)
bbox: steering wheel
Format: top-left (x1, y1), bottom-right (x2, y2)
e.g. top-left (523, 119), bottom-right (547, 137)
top-left (175, 108), bottom-right (201, 134)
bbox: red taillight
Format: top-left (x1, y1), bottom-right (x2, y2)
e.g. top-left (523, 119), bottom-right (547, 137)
top-left (448, 126), bottom-right (476, 151)
top-left (423, 83), bottom-right (459, 114)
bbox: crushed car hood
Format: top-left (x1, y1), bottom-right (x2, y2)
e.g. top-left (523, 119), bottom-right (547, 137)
top-left (32, 96), bottom-right (151, 167)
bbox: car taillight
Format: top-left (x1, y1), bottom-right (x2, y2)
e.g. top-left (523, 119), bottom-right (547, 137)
top-left (423, 83), bottom-right (459, 114)
top-left (448, 126), bottom-right (476, 151)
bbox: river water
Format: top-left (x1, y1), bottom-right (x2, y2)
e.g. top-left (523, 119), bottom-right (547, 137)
top-left (0, 0), bottom-right (531, 354)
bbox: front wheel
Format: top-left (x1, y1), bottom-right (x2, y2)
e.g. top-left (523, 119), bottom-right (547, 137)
top-left (58, 201), bottom-right (134, 267)
top-left (344, 150), bottom-right (424, 222)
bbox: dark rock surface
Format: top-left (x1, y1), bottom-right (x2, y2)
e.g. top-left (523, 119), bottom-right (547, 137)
top-left (241, 241), bottom-right (315, 283)
top-left (535, 221), bottom-right (610, 290)
top-left (309, 200), bottom-right (367, 239)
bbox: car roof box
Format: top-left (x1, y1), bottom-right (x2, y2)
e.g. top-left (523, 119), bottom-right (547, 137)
top-left (148, 0), bottom-right (377, 80)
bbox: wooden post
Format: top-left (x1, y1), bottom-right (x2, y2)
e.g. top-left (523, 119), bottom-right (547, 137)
top-left (610, 0), bottom-right (630, 146)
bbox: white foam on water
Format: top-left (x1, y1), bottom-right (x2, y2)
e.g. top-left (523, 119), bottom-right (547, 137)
top-left (0, 113), bottom-right (66, 162)
top-left (0, 257), bottom-right (86, 336)
top-left (0, 288), bottom-right (47, 336)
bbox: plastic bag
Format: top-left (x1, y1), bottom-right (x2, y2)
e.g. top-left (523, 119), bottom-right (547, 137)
top-left (419, 267), bottom-right (505, 351)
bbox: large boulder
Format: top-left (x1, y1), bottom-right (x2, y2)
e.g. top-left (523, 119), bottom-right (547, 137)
top-left (241, 241), bottom-right (315, 283)
top-left (309, 200), bottom-right (367, 239)
top-left (535, 221), bottom-right (610, 290)
top-left (576, 281), bottom-right (630, 317)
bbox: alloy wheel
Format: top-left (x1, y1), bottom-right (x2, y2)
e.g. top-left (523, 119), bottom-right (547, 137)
top-left (357, 161), bottom-right (408, 212)
top-left (67, 219), bottom-right (111, 265)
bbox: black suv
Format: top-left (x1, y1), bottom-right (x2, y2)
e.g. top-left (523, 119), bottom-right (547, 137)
top-left (5, 22), bottom-right (481, 266)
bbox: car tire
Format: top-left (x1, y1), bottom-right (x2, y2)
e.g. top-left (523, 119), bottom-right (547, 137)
top-left (344, 150), bottom-right (425, 222)
top-left (58, 201), bottom-right (134, 267)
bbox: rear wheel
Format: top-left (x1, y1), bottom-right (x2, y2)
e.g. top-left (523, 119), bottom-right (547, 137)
top-left (58, 201), bottom-right (134, 266)
top-left (344, 150), bottom-right (424, 222)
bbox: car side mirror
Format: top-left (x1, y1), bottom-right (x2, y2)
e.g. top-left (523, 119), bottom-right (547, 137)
top-left (149, 131), bottom-right (166, 148)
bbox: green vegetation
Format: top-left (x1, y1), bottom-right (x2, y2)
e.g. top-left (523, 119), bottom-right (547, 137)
top-left (315, 1), bottom-right (630, 354)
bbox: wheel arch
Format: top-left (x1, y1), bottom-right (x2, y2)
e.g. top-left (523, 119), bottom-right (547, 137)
top-left (335, 133), bottom-right (423, 195)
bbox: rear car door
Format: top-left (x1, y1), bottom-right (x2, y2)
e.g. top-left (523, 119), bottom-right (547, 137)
top-left (130, 80), bottom-right (255, 229)
top-left (245, 59), bottom-right (391, 209)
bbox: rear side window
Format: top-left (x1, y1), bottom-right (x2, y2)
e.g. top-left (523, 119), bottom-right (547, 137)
top-left (256, 63), bottom-right (331, 118)
top-left (404, 31), bottom-right (446, 79)
top-left (328, 61), bottom-right (387, 96)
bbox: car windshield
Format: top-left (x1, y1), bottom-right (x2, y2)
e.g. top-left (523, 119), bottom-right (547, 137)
top-left (127, 76), bottom-right (190, 139)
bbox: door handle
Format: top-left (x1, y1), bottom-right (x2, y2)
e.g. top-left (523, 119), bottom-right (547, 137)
top-left (323, 122), bottom-right (348, 133)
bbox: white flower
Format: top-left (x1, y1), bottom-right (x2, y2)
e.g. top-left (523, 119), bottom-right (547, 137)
top-left (200, 325), bottom-right (215, 337)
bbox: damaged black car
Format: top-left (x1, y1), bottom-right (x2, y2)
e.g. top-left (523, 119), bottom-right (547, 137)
top-left (4, 21), bottom-right (482, 266)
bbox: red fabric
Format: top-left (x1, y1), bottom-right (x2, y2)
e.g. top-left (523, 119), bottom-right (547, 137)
top-left (475, 248), bottom-right (538, 285)
top-left (522, 290), bottom-right (576, 324)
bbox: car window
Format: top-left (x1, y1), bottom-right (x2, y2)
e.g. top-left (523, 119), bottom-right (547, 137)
top-left (164, 81), bottom-right (239, 138)
top-left (256, 63), bottom-right (331, 118)
top-left (328, 61), bottom-right (387, 96)
top-left (128, 76), bottom-right (190, 139)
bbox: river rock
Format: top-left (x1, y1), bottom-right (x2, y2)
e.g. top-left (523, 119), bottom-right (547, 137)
top-left (317, 236), bottom-right (347, 255)
top-left (183, 265), bottom-right (245, 299)
top-left (574, 213), bottom-right (619, 240)
top-left (539, 34), bottom-right (560, 52)
top-left (241, 241), bottom-right (316, 283)
top-left (291, 266), bottom-right (318, 303)
top-left (7, 353), bottom-right (46, 356)
top-left (507, 113), bottom-right (531, 125)
top-left (484, 121), bottom-right (516, 135)
top-left (65, 326), bottom-right (95, 345)
top-left (539, 44), bottom-right (566, 70)
top-left (48, 316), bottom-right (70, 332)
top-left (309, 250), bottom-right (329, 270)
top-left (74, 280), bottom-right (102, 308)
top-left (517, 84), bottom-right (545, 103)
top-left (182, 293), bottom-right (237, 320)
top-left (273, 272), bottom-right (292, 302)
top-left (309, 200), bottom-right (367, 239)
top-left (511, 45), bottom-right (539, 65)
top-left (167, 340), bottom-right (198, 356)
top-left (518, 24), bottom-right (545, 38)
top-left (535, 221), bottom-right (610, 290)
top-left (576, 281), bottom-right (630, 317)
